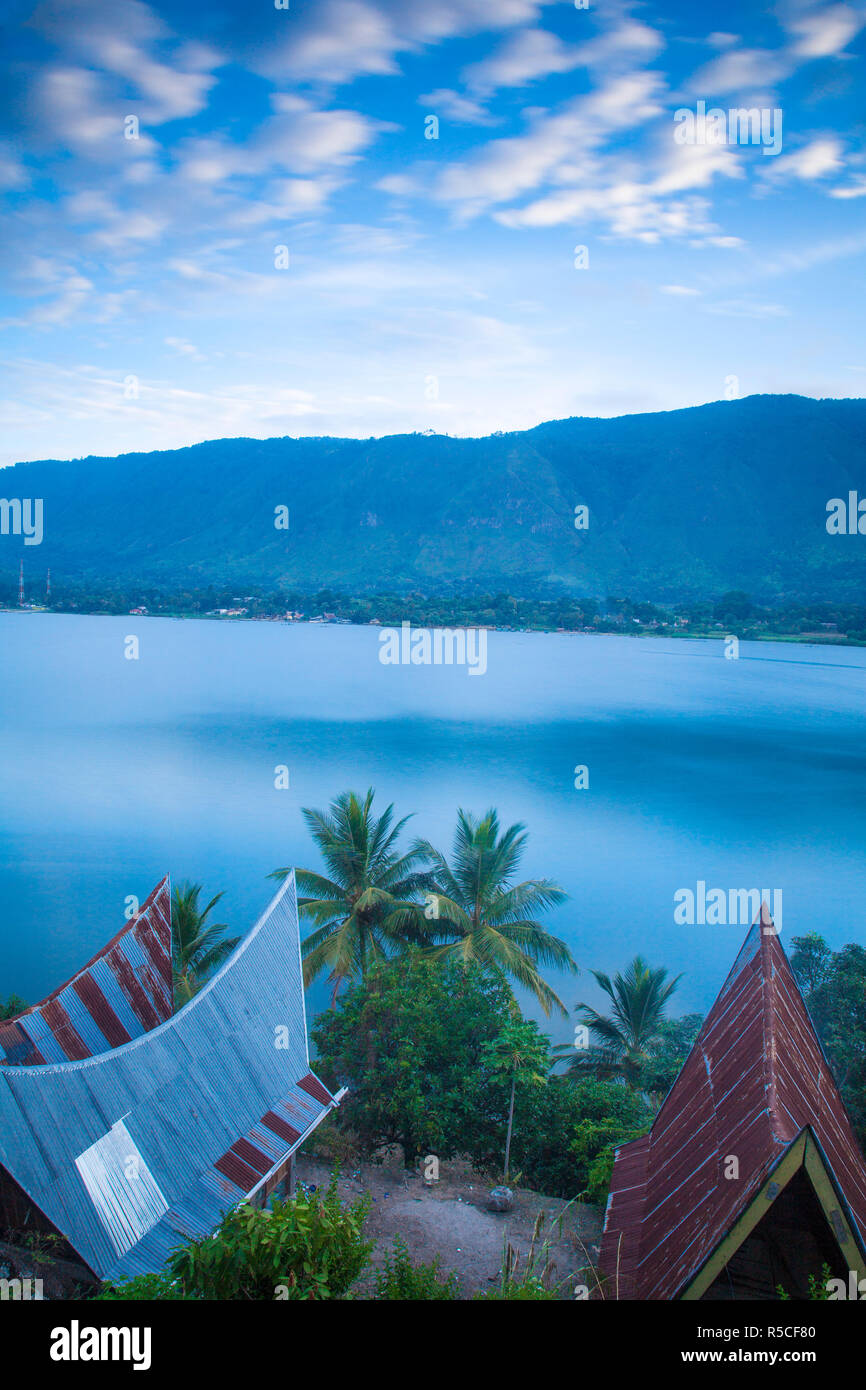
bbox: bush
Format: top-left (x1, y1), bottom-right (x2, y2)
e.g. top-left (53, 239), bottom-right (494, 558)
top-left (468, 1076), bottom-right (649, 1201)
top-left (476, 1276), bottom-right (557, 1301)
top-left (93, 1272), bottom-right (190, 1301)
top-left (166, 1169), bottom-right (372, 1300)
top-left (311, 953), bottom-right (516, 1164)
top-left (373, 1236), bottom-right (461, 1300)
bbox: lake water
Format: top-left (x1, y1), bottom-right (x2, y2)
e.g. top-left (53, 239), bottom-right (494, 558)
top-left (1, 612), bottom-right (864, 1041)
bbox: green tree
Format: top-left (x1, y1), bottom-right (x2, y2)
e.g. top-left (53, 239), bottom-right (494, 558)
top-left (790, 932), bottom-right (834, 995)
top-left (311, 952), bottom-right (515, 1165)
top-left (171, 882), bottom-right (239, 1007)
top-left (564, 956), bottom-right (682, 1088)
top-left (410, 808), bottom-right (577, 1017)
top-left (0, 994), bottom-right (27, 1021)
top-left (797, 941), bottom-right (866, 1145)
top-left (271, 789), bottom-right (432, 998)
top-left (713, 590), bottom-right (753, 622)
top-left (469, 1075), bottom-right (650, 1201)
top-left (640, 1013), bottom-right (703, 1103)
top-left (481, 1021), bottom-right (549, 1181)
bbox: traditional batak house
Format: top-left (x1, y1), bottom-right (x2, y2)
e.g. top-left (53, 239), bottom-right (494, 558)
top-left (599, 905), bottom-right (866, 1299)
top-left (0, 873), bottom-right (340, 1281)
top-left (0, 878), bottom-right (173, 1067)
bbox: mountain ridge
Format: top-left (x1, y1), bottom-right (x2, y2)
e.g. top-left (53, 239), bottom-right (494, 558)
top-left (3, 394), bottom-right (865, 603)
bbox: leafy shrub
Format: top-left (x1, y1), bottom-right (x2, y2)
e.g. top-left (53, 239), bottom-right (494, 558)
top-left (93, 1272), bottom-right (190, 1301)
top-left (304, 1114), bottom-right (360, 1167)
top-left (373, 1236), bottom-right (461, 1300)
top-left (777, 1263), bottom-right (834, 1301)
top-left (311, 953), bottom-right (515, 1165)
top-left (469, 1076), bottom-right (650, 1201)
top-left (477, 1276), bottom-right (557, 1301)
top-left (166, 1169), bottom-right (372, 1300)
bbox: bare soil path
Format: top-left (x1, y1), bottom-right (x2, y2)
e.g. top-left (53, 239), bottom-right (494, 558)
top-left (294, 1154), bottom-right (603, 1299)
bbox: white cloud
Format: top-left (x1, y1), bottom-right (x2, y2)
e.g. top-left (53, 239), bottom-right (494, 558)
top-left (418, 89), bottom-right (498, 126)
top-left (25, 3), bottom-right (220, 179)
top-left (230, 177), bottom-right (338, 226)
top-left (571, 19), bottom-right (665, 71)
top-left (785, 3), bottom-right (863, 58)
top-left (0, 145), bottom-right (29, 190)
top-left (435, 73), bottom-right (664, 217)
top-left (689, 47), bottom-right (789, 95)
top-left (462, 29), bottom-right (581, 92)
top-left (165, 336), bottom-right (206, 361)
top-left (661, 284), bottom-right (700, 296)
top-left (488, 105), bottom-right (741, 243)
top-left (704, 299), bottom-right (790, 319)
top-left (830, 176), bottom-right (866, 198)
top-left (764, 137), bottom-right (845, 181)
top-left (179, 99), bottom-right (383, 186)
top-left (254, 0), bottom-right (552, 85)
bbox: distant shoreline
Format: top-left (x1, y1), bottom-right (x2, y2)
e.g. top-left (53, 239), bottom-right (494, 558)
top-left (3, 606), bottom-right (864, 651)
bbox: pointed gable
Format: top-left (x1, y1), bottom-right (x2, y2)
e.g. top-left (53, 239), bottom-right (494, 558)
top-left (0, 878), bottom-right (172, 1066)
top-left (600, 906), bottom-right (866, 1299)
top-left (0, 873), bottom-right (338, 1281)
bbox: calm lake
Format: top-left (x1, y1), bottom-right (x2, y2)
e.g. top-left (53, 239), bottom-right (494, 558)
top-left (1, 612), bottom-right (864, 1040)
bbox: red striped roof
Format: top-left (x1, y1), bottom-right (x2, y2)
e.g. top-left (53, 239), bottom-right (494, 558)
top-left (0, 878), bottom-right (172, 1066)
top-left (600, 905), bottom-right (866, 1299)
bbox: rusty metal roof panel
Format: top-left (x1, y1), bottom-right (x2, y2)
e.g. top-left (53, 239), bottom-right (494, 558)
top-left (600, 906), bottom-right (866, 1299)
top-left (0, 878), bottom-right (172, 1066)
top-left (0, 873), bottom-right (338, 1281)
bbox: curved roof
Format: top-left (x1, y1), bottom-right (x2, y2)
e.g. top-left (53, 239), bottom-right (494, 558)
top-left (600, 906), bottom-right (866, 1299)
top-left (0, 878), bottom-right (172, 1066)
top-left (0, 873), bottom-right (337, 1280)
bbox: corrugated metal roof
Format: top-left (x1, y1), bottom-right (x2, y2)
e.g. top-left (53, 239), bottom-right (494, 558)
top-left (600, 905), bottom-right (866, 1299)
top-left (0, 878), bottom-right (172, 1065)
top-left (0, 873), bottom-right (338, 1280)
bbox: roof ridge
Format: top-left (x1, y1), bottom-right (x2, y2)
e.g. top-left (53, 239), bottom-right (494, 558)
top-left (758, 901), bottom-right (783, 1139)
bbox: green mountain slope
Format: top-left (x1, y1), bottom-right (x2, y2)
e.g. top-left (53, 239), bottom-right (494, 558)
top-left (2, 394), bottom-right (865, 602)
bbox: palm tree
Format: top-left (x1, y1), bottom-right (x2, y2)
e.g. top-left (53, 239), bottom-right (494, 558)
top-left (171, 882), bottom-right (240, 1007)
top-left (482, 1021), bottom-right (549, 1182)
top-left (270, 788), bottom-right (434, 998)
top-left (562, 956), bottom-right (682, 1088)
top-left (408, 808), bottom-right (577, 1017)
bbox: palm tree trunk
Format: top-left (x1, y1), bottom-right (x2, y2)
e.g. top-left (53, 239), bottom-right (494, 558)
top-left (504, 1071), bottom-right (516, 1182)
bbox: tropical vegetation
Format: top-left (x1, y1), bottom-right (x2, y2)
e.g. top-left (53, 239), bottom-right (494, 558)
top-left (561, 955), bottom-right (683, 1090)
top-left (170, 881), bottom-right (239, 1007)
top-left (0, 993), bottom-right (27, 1020)
top-left (791, 933), bottom-right (866, 1147)
top-left (272, 791), bottom-right (577, 1015)
top-left (270, 789), bottom-right (433, 997)
top-left (95, 1171), bottom-right (371, 1301)
top-left (407, 807), bottom-right (577, 1016)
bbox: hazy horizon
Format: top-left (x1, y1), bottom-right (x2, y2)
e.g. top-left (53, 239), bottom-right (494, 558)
top-left (2, 0), bottom-right (866, 466)
top-left (4, 388), bottom-right (866, 469)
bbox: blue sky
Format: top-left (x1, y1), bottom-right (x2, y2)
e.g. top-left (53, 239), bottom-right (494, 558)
top-left (2, 0), bottom-right (866, 465)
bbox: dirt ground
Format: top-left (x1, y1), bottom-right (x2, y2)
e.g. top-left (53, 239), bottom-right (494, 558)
top-left (294, 1153), bottom-right (603, 1298)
